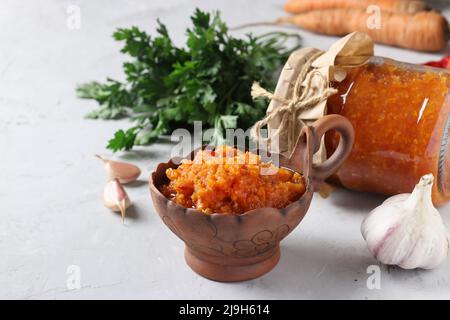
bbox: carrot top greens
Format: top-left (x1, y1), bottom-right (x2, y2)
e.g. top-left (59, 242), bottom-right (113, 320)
top-left (77, 9), bottom-right (300, 152)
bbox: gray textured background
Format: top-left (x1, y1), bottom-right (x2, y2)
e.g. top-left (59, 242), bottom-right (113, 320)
top-left (1, 0), bottom-right (450, 299)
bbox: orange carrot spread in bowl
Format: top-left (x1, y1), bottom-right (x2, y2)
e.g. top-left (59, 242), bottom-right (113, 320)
top-left (161, 146), bottom-right (306, 214)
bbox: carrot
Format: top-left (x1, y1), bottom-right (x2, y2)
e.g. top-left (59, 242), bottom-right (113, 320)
top-left (279, 10), bottom-right (449, 52)
top-left (284, 0), bottom-right (429, 15)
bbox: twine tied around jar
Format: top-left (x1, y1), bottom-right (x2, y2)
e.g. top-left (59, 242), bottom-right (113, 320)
top-left (250, 32), bottom-right (374, 164)
top-left (250, 51), bottom-right (338, 155)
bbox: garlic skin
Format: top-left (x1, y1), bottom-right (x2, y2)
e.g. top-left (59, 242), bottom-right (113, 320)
top-left (96, 155), bottom-right (141, 184)
top-left (103, 179), bottom-right (131, 224)
top-left (361, 174), bottom-right (449, 269)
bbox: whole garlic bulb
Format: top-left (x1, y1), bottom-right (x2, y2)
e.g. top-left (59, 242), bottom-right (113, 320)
top-left (361, 174), bottom-right (449, 269)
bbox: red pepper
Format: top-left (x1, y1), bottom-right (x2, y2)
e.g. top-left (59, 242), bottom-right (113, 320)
top-left (423, 56), bottom-right (450, 69)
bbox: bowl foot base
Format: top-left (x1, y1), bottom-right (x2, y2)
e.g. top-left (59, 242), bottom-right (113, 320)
top-left (184, 246), bottom-right (280, 282)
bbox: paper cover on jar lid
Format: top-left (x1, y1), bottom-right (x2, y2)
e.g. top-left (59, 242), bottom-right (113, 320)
top-left (251, 32), bottom-right (373, 163)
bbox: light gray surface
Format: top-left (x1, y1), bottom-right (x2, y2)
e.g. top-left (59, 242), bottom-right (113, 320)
top-left (1, 0), bottom-right (450, 300)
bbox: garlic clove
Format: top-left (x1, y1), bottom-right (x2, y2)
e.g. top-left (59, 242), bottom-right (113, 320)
top-left (361, 174), bottom-right (450, 270)
top-left (96, 155), bottom-right (141, 184)
top-left (103, 179), bottom-right (131, 224)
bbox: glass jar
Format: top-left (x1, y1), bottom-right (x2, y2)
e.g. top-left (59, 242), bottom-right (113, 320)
top-left (326, 57), bottom-right (450, 205)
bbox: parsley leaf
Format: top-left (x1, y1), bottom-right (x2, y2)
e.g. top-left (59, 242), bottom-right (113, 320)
top-left (77, 9), bottom-right (300, 151)
top-left (107, 127), bottom-right (140, 152)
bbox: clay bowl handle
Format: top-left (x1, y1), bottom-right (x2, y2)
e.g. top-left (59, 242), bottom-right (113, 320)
top-left (290, 115), bottom-right (354, 189)
top-left (310, 115), bottom-right (354, 186)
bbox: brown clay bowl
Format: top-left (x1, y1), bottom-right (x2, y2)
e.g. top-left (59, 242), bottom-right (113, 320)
top-left (149, 115), bottom-right (354, 282)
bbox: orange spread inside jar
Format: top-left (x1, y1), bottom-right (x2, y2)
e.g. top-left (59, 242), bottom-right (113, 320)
top-left (326, 57), bottom-right (450, 204)
top-left (161, 146), bottom-right (306, 214)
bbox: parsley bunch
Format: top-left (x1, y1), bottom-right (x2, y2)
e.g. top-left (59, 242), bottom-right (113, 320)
top-left (77, 9), bottom-right (300, 151)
